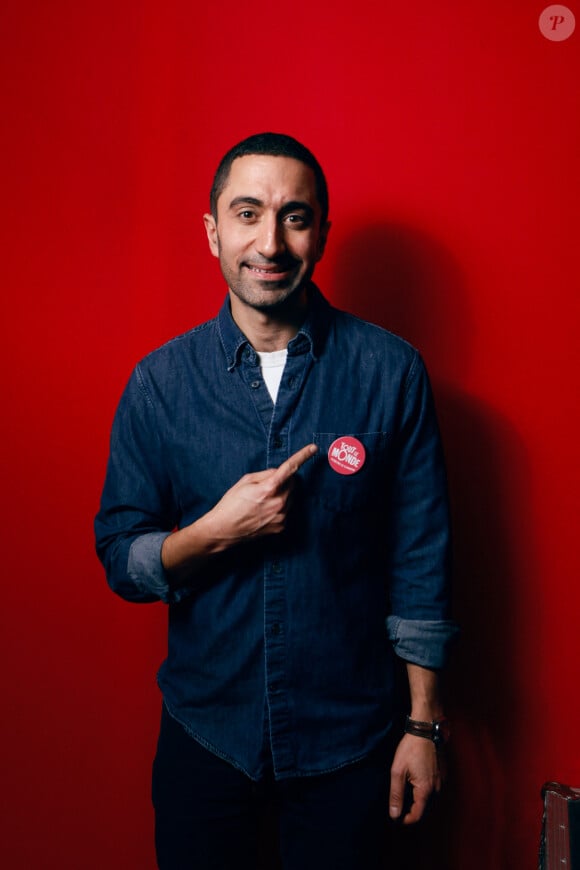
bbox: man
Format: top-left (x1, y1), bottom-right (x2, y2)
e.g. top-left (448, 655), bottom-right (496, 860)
top-left (95, 132), bottom-right (457, 869)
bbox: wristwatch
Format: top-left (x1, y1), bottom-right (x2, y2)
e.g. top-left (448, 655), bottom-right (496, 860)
top-left (404, 715), bottom-right (450, 747)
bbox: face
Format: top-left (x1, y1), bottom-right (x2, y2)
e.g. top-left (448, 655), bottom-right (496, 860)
top-left (204, 155), bottom-right (329, 314)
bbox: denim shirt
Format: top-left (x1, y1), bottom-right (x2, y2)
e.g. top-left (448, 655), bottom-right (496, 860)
top-left (95, 287), bottom-right (457, 780)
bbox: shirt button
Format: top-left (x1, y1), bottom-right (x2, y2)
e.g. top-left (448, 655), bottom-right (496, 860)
top-left (271, 622), bottom-right (281, 636)
top-left (250, 380), bottom-right (260, 389)
top-left (273, 437), bottom-right (283, 449)
top-left (288, 376), bottom-right (296, 388)
top-left (272, 561), bottom-right (283, 574)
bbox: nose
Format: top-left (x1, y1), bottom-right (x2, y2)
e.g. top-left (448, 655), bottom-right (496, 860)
top-left (256, 214), bottom-right (285, 259)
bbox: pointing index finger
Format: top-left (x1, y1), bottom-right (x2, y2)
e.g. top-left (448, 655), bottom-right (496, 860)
top-left (272, 443), bottom-right (318, 488)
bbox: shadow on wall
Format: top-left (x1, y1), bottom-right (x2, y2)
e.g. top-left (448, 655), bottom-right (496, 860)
top-left (332, 224), bottom-right (538, 870)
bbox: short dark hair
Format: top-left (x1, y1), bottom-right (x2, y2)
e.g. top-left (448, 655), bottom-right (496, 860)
top-left (210, 132), bottom-right (329, 224)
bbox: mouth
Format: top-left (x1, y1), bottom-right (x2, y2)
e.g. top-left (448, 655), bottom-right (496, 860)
top-left (245, 262), bottom-right (296, 282)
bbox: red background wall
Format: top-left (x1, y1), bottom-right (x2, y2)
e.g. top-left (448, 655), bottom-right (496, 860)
top-left (1, 1), bottom-right (578, 867)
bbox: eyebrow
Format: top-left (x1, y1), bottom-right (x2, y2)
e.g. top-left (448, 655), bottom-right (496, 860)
top-left (227, 196), bottom-right (314, 218)
top-left (281, 201), bottom-right (314, 218)
top-left (228, 196), bottom-right (263, 210)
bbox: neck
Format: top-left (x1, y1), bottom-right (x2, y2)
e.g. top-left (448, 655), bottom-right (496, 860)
top-left (228, 289), bottom-right (309, 352)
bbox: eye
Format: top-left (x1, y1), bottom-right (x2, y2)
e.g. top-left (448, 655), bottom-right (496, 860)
top-left (284, 213), bottom-right (309, 227)
top-left (238, 209), bottom-right (256, 221)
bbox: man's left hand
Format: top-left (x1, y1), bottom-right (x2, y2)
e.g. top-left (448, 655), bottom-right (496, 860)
top-left (388, 733), bottom-right (442, 824)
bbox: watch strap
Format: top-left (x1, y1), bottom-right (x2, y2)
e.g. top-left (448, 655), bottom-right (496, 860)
top-left (404, 715), bottom-right (450, 746)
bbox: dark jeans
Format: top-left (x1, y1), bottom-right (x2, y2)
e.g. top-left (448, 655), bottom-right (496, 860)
top-left (152, 705), bottom-right (393, 870)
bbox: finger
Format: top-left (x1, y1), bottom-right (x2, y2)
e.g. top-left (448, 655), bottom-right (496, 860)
top-left (388, 772), bottom-right (405, 820)
top-left (271, 443), bottom-right (318, 488)
top-left (402, 789), bottom-right (428, 825)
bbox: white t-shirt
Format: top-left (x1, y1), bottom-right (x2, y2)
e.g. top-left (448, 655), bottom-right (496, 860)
top-left (256, 349), bottom-right (288, 403)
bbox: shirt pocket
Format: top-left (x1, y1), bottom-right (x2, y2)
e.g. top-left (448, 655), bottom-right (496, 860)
top-left (307, 432), bottom-right (390, 513)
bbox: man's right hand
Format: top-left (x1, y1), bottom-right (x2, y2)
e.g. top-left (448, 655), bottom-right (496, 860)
top-left (205, 443), bottom-right (318, 543)
top-left (161, 443), bottom-right (317, 578)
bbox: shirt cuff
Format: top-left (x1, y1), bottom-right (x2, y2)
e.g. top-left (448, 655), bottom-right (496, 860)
top-left (128, 532), bottom-right (185, 604)
top-left (386, 616), bottom-right (459, 669)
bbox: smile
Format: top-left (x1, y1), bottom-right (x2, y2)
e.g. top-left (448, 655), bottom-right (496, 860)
top-left (246, 264), bottom-right (294, 280)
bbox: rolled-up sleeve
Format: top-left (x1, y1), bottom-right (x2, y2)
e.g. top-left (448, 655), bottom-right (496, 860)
top-left (386, 616), bottom-right (459, 669)
top-left (94, 365), bottom-right (190, 605)
top-left (125, 531), bottom-right (173, 601)
top-left (386, 352), bottom-right (458, 666)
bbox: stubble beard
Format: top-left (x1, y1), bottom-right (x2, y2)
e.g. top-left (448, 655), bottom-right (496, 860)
top-left (227, 278), bottom-right (308, 314)
top-left (219, 254), bottom-right (311, 315)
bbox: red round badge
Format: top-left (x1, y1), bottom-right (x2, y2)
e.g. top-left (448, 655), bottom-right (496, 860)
top-left (327, 436), bottom-right (366, 476)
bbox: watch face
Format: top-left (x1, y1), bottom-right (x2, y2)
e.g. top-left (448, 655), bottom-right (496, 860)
top-left (433, 719), bottom-right (451, 746)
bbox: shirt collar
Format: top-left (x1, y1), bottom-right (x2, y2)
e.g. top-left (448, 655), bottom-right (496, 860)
top-left (217, 284), bottom-right (331, 371)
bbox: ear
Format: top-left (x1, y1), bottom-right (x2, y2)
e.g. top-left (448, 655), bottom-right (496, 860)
top-left (315, 220), bottom-right (331, 262)
top-left (203, 213), bottom-right (220, 258)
